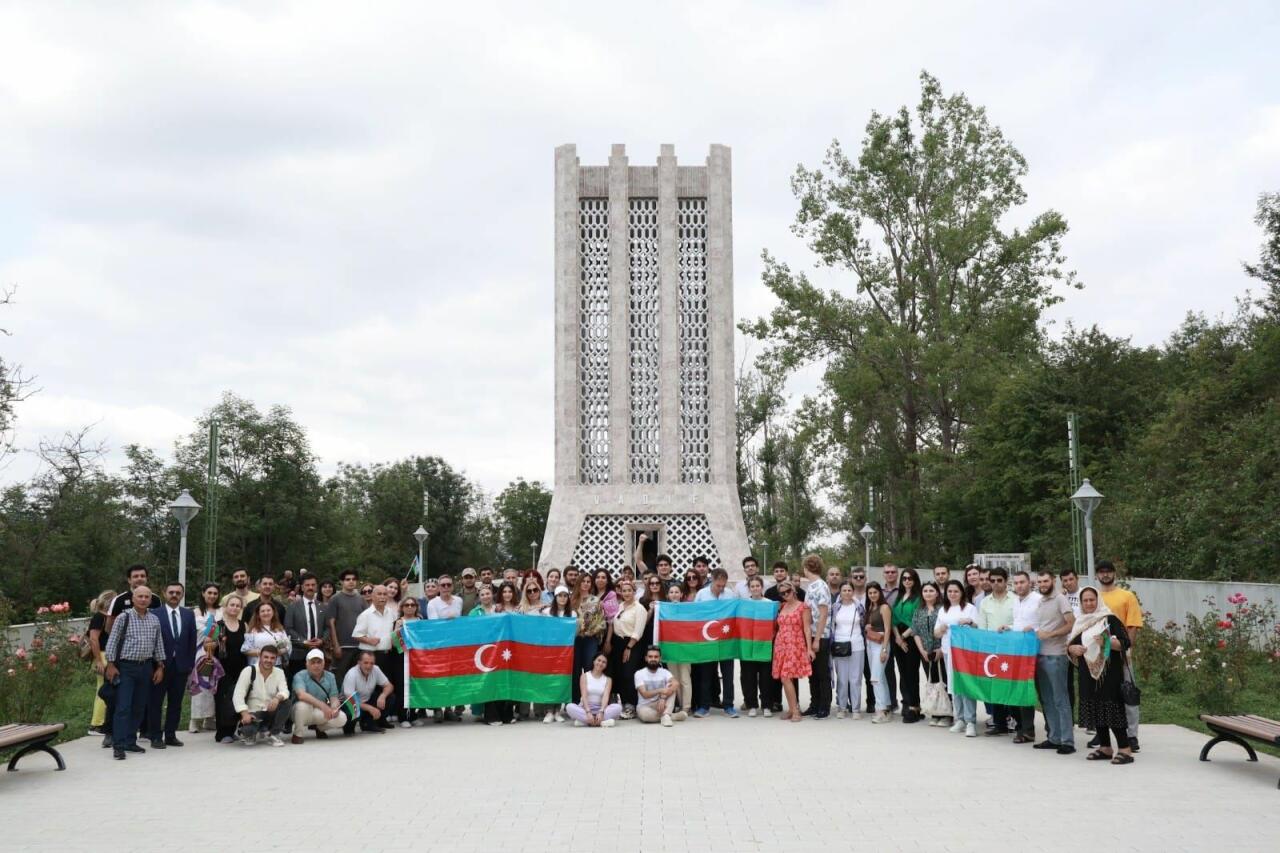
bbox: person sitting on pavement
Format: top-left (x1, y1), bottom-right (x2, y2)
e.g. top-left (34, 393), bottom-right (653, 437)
top-left (290, 648), bottom-right (348, 743)
top-left (634, 646), bottom-right (687, 726)
top-left (566, 652), bottom-right (621, 727)
top-left (341, 650), bottom-right (395, 734)
top-left (231, 644), bottom-right (290, 747)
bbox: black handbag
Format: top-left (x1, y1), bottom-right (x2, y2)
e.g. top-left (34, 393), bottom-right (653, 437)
top-left (1121, 658), bottom-right (1141, 706)
top-left (831, 641), bottom-right (853, 658)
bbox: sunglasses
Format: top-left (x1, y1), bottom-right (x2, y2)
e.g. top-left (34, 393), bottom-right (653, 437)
top-left (403, 602), bottom-right (418, 608)
top-left (361, 588), bottom-right (373, 594)
top-left (781, 589), bottom-right (793, 596)
top-left (440, 582), bottom-right (453, 587)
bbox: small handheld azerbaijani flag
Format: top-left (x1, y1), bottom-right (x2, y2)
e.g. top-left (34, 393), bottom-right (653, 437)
top-left (403, 613), bottom-right (574, 707)
top-left (949, 626), bottom-right (1039, 706)
top-left (655, 599), bottom-right (778, 663)
top-left (339, 693), bottom-right (360, 720)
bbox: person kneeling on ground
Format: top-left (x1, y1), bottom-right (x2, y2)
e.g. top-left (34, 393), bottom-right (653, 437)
top-left (290, 648), bottom-right (348, 743)
top-left (341, 650), bottom-right (394, 734)
top-left (635, 646), bottom-right (687, 726)
top-left (566, 652), bottom-right (622, 727)
top-left (232, 644), bottom-right (290, 747)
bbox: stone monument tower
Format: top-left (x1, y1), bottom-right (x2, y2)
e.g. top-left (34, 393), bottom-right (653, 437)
top-left (540, 143), bottom-right (751, 578)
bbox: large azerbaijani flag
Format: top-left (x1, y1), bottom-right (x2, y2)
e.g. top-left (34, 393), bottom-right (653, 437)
top-left (655, 599), bottom-right (778, 663)
top-left (950, 626), bottom-right (1039, 706)
top-left (402, 614), bottom-right (575, 707)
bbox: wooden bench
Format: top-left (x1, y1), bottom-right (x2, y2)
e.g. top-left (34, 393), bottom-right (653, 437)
top-left (1198, 714), bottom-right (1280, 788)
top-left (0, 723), bottom-right (67, 773)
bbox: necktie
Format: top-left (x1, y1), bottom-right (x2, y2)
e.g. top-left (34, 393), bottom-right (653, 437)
top-left (307, 601), bottom-right (316, 640)
top-left (171, 608), bottom-right (179, 639)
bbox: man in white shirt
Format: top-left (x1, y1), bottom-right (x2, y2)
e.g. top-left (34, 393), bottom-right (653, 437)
top-left (426, 575), bottom-right (463, 620)
top-left (231, 645), bottom-right (290, 747)
top-left (634, 646), bottom-right (686, 726)
top-left (693, 569), bottom-right (740, 718)
top-left (1059, 569), bottom-right (1082, 616)
top-left (734, 555), bottom-right (772, 598)
top-left (353, 585), bottom-right (398, 721)
top-left (1008, 570), bottom-right (1042, 743)
top-left (341, 650), bottom-right (394, 734)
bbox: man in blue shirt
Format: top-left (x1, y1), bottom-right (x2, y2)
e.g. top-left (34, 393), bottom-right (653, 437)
top-left (103, 585), bottom-right (166, 761)
top-left (290, 649), bottom-right (347, 742)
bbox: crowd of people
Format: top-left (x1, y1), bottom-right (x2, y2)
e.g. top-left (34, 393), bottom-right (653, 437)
top-left (85, 554), bottom-right (1144, 766)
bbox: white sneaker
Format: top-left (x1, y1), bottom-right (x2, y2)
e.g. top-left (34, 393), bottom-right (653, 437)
top-left (949, 720), bottom-right (966, 733)
top-left (852, 711), bottom-right (863, 720)
top-left (573, 720), bottom-right (585, 727)
top-left (266, 735), bottom-right (285, 748)
top-left (601, 719), bottom-right (616, 728)
top-left (411, 718), bottom-right (427, 727)
top-left (554, 712), bottom-right (565, 723)
top-left (871, 712), bottom-right (888, 724)
top-left (965, 723), bottom-right (977, 737)
top-left (400, 721), bottom-right (411, 729)
top-left (836, 709), bottom-right (847, 719)
top-left (661, 714), bottom-right (673, 727)
top-left (763, 708), bottom-right (773, 718)
top-left (488, 721), bottom-right (503, 727)
top-left (747, 708), bottom-right (758, 718)
top-left (543, 711), bottom-right (554, 724)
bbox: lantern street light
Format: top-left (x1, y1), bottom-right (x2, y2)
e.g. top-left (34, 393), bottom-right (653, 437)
top-left (531, 540), bottom-right (539, 571)
top-left (413, 526), bottom-right (429, 586)
top-left (1070, 478), bottom-right (1104, 584)
top-left (859, 523), bottom-right (875, 572)
top-left (167, 489), bottom-right (202, 602)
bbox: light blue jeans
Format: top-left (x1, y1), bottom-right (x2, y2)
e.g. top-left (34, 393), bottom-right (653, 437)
top-left (944, 651), bottom-right (977, 723)
top-left (1036, 654), bottom-right (1073, 747)
top-left (867, 641), bottom-right (890, 711)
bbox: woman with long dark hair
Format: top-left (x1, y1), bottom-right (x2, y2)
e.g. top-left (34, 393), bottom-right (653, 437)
top-left (189, 582), bottom-right (222, 733)
top-left (593, 569), bottom-right (618, 622)
top-left (318, 580), bottom-right (336, 605)
top-left (565, 652), bottom-right (620, 727)
top-left (570, 573), bottom-right (604, 705)
top-left (891, 567), bottom-right (924, 723)
top-left (934, 579), bottom-right (979, 736)
top-left (912, 581), bottom-right (948, 726)
top-left (864, 582), bottom-right (894, 723)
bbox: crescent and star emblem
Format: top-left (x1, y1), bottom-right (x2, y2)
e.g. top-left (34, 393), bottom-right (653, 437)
top-left (474, 643), bottom-right (497, 673)
top-left (982, 653), bottom-right (998, 677)
top-left (700, 620), bottom-right (732, 641)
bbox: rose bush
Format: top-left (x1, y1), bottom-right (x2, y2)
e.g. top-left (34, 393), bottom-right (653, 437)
top-left (0, 596), bottom-right (87, 724)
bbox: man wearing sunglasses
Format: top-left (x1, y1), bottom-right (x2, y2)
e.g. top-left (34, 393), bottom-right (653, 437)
top-left (427, 574), bottom-right (463, 721)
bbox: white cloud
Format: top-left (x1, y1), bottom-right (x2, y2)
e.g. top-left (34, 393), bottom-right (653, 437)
top-left (0, 0), bottom-right (1277, 492)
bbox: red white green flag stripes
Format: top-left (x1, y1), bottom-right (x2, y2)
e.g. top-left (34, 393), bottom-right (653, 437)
top-left (655, 599), bottom-right (778, 663)
top-left (949, 626), bottom-right (1039, 706)
top-left (402, 614), bottom-right (575, 707)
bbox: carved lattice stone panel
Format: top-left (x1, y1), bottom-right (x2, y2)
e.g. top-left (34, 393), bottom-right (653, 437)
top-left (570, 513), bottom-right (720, 577)
top-left (628, 198), bottom-right (661, 484)
top-left (579, 198), bottom-right (611, 484)
top-left (678, 197), bottom-right (710, 484)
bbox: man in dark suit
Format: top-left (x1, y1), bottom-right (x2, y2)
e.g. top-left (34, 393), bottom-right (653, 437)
top-left (284, 575), bottom-right (328, 681)
top-left (149, 581), bottom-right (197, 749)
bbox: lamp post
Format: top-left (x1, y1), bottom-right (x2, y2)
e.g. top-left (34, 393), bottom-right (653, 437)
top-left (413, 526), bottom-right (428, 586)
top-left (1070, 478), bottom-right (1104, 584)
top-left (531, 540), bottom-right (539, 571)
top-left (859, 523), bottom-right (875, 572)
top-left (167, 489), bottom-right (202, 603)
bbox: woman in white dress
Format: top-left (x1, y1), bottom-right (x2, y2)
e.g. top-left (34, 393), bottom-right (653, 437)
top-left (189, 583), bottom-right (222, 732)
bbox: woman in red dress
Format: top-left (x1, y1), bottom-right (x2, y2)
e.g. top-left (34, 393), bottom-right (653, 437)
top-left (772, 579), bottom-right (814, 722)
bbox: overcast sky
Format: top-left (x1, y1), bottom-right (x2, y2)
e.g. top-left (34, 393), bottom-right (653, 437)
top-left (1, 1), bottom-right (1277, 495)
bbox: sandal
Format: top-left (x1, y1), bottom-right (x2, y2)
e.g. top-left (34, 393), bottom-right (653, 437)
top-left (1110, 753), bottom-right (1134, 765)
top-left (1086, 750), bottom-right (1112, 760)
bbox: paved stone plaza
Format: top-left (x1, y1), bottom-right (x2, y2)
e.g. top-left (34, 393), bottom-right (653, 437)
top-left (2, 714), bottom-right (1277, 852)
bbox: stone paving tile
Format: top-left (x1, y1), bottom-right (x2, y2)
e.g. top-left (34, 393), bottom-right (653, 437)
top-left (1, 713), bottom-right (1278, 851)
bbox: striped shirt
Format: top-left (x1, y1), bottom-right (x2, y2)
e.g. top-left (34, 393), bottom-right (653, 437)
top-left (104, 608), bottom-right (165, 663)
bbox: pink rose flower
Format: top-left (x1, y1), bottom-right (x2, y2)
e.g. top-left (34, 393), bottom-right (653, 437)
top-left (47, 654), bottom-right (58, 664)
top-left (36, 606), bottom-right (49, 615)
top-left (14, 647), bottom-right (27, 659)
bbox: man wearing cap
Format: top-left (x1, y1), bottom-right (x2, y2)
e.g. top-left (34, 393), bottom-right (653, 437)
top-left (290, 649), bottom-right (348, 743)
top-left (458, 568), bottom-right (481, 614)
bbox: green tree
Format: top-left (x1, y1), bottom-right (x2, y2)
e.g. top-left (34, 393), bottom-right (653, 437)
top-left (174, 392), bottom-right (327, 578)
top-left (745, 71), bottom-right (1075, 562)
top-left (492, 478), bottom-right (553, 567)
